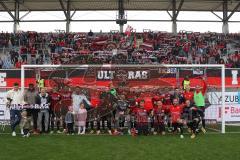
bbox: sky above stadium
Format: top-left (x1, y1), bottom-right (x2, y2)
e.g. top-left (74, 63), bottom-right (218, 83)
top-left (0, 11), bottom-right (240, 33)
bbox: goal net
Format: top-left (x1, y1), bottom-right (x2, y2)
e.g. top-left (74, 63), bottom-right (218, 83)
top-left (21, 64), bottom-right (229, 133)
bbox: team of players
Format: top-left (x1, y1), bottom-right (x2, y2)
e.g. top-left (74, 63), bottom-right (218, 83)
top-left (7, 77), bottom-right (207, 139)
top-left (45, 78), bottom-right (207, 139)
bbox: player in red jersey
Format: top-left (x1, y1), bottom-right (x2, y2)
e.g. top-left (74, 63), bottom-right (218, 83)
top-left (183, 85), bottom-right (194, 102)
top-left (150, 94), bottom-right (160, 131)
top-left (49, 86), bottom-right (62, 134)
top-left (87, 91), bottom-right (101, 134)
top-left (135, 100), bottom-right (149, 135)
top-left (137, 92), bottom-right (154, 111)
top-left (127, 94), bottom-right (138, 135)
top-left (172, 87), bottom-right (185, 104)
top-left (162, 87), bottom-right (173, 105)
top-left (152, 93), bottom-right (165, 108)
top-left (149, 94), bottom-right (162, 133)
top-left (60, 85), bottom-right (72, 133)
top-left (152, 100), bottom-right (166, 135)
top-left (169, 98), bottom-right (185, 138)
top-left (143, 96), bottom-right (154, 111)
top-left (160, 88), bottom-right (173, 131)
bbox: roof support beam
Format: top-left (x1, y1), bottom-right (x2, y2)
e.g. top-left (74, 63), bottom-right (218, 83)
top-left (14, 0), bottom-right (20, 33)
top-left (20, 10), bottom-right (31, 20)
top-left (59, 0), bottom-right (67, 18)
top-left (211, 11), bottom-right (222, 21)
top-left (119, 0), bottom-right (124, 33)
top-left (166, 10), bottom-right (172, 19)
top-left (70, 10), bottom-right (76, 19)
top-left (0, 1), bottom-right (16, 21)
top-left (66, 0), bottom-right (71, 33)
top-left (222, 0), bottom-right (229, 34)
top-left (116, 0), bottom-right (127, 33)
top-left (59, 0), bottom-right (71, 33)
top-left (171, 0), bottom-right (184, 34)
top-left (227, 2), bottom-right (240, 20)
top-left (172, 0), bottom-right (177, 35)
top-left (176, 0), bottom-right (184, 18)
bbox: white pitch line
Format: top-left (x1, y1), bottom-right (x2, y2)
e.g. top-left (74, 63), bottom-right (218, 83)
top-left (206, 127), bottom-right (221, 132)
top-left (1, 132), bottom-right (240, 136)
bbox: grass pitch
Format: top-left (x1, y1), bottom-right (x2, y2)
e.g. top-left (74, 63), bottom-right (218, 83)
top-left (0, 133), bottom-right (239, 160)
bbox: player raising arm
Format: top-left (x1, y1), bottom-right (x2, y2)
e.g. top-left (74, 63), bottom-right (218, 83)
top-left (193, 77), bottom-right (207, 133)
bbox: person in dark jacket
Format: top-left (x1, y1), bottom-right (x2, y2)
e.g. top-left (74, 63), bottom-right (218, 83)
top-left (65, 106), bottom-right (74, 135)
top-left (36, 88), bottom-right (51, 133)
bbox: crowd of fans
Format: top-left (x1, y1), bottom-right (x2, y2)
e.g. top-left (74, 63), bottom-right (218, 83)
top-left (0, 30), bottom-right (239, 68)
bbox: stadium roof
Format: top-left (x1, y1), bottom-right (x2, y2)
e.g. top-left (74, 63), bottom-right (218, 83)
top-left (0, 0), bottom-right (240, 12)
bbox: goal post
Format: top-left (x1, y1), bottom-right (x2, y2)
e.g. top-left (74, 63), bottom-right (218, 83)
top-left (21, 64), bottom-right (226, 133)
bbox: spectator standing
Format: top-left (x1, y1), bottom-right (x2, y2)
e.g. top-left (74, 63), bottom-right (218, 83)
top-left (36, 88), bottom-right (51, 133)
top-left (6, 83), bottom-right (24, 136)
top-left (24, 83), bottom-right (39, 134)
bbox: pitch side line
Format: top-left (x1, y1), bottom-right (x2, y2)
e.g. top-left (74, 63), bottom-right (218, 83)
top-left (1, 132), bottom-right (240, 136)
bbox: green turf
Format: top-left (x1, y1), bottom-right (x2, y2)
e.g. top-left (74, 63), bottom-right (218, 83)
top-left (206, 124), bottom-right (240, 133)
top-left (226, 125), bottom-right (240, 132)
top-left (0, 134), bottom-right (239, 160)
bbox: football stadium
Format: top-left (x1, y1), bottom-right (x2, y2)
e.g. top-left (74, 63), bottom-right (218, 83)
top-left (0, 0), bottom-right (240, 160)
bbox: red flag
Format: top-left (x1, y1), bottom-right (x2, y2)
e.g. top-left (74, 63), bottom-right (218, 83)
top-left (125, 25), bottom-right (133, 37)
top-left (133, 34), bottom-right (137, 48)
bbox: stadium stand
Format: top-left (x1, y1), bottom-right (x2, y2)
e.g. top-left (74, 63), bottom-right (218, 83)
top-left (0, 31), bottom-right (239, 68)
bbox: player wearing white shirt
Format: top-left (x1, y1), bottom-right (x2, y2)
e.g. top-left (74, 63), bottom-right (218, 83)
top-left (72, 87), bottom-right (91, 113)
top-left (6, 83), bottom-right (25, 136)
